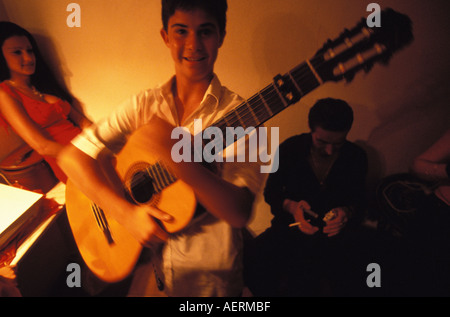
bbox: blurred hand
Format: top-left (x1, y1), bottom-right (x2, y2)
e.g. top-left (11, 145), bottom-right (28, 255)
top-left (289, 200), bottom-right (319, 235)
top-left (124, 203), bottom-right (173, 248)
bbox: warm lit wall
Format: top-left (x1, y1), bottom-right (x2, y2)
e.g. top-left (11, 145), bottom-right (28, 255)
top-left (1, 0), bottom-right (449, 234)
top-left (0, 1), bottom-right (7, 21)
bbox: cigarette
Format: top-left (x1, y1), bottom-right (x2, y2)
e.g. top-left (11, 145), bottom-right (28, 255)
top-left (289, 222), bottom-right (301, 227)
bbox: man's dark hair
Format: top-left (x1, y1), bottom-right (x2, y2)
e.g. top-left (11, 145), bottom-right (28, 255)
top-left (161, 0), bottom-right (228, 36)
top-left (308, 98), bottom-right (354, 132)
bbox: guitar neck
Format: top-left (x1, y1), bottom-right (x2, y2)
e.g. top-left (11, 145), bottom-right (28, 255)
top-left (202, 8), bottom-right (414, 151)
top-left (208, 55), bottom-right (324, 149)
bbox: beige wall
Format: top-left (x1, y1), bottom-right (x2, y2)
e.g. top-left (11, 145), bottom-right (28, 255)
top-left (1, 0), bottom-right (450, 234)
top-left (0, 0), bottom-right (8, 20)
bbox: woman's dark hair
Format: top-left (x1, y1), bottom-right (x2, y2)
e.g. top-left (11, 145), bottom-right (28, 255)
top-left (161, 0), bottom-right (227, 36)
top-left (0, 21), bottom-right (73, 103)
top-left (308, 98), bottom-right (354, 132)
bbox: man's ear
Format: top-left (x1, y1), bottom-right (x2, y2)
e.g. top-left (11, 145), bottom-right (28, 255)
top-left (160, 28), bottom-right (169, 46)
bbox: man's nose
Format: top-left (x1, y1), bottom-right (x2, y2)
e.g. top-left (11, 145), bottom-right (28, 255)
top-left (324, 144), bottom-right (334, 156)
top-left (186, 33), bottom-right (202, 51)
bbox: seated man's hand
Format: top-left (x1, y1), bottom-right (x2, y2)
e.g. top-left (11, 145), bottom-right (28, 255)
top-left (323, 207), bottom-right (349, 237)
top-left (291, 200), bottom-right (320, 235)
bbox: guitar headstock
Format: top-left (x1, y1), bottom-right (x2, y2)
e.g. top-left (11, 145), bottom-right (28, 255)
top-left (315, 8), bottom-right (414, 83)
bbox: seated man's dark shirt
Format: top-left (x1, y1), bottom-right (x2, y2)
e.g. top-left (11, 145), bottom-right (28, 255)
top-left (264, 133), bottom-right (368, 231)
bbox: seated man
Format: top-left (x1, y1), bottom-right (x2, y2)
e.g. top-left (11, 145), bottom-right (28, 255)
top-left (244, 98), bottom-right (369, 296)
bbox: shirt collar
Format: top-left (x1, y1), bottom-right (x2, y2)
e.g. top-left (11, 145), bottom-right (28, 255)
top-left (202, 74), bottom-right (222, 106)
top-left (160, 74), bottom-right (221, 105)
top-left (159, 74), bottom-right (222, 124)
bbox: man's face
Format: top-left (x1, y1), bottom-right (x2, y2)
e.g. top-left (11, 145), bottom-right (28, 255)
top-left (160, 9), bottom-right (224, 83)
top-left (311, 126), bottom-right (348, 157)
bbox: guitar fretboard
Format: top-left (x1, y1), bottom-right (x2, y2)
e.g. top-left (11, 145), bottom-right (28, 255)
top-left (208, 56), bottom-right (323, 149)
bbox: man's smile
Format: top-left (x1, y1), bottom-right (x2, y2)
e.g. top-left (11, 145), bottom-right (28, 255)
top-left (183, 56), bottom-right (206, 62)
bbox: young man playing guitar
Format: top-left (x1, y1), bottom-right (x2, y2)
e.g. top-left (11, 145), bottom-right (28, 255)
top-left (58, 0), bottom-right (262, 296)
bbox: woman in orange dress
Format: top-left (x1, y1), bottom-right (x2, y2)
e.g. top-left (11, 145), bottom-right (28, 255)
top-left (0, 22), bottom-right (91, 183)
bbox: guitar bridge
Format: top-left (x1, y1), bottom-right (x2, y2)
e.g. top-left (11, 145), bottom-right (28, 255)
top-left (91, 203), bottom-right (115, 245)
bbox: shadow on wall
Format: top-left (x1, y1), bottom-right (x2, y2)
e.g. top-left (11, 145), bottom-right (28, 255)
top-left (367, 71), bottom-right (450, 177)
top-left (250, 10), bottom-right (318, 79)
top-left (354, 140), bottom-right (385, 191)
top-left (31, 32), bottom-right (89, 120)
top-left (354, 71), bottom-right (449, 213)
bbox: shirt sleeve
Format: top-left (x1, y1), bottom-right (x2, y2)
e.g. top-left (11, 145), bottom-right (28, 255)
top-left (70, 92), bottom-right (156, 159)
top-left (220, 128), bottom-right (266, 197)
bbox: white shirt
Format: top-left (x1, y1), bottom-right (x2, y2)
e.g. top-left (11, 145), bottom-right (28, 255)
top-left (71, 75), bottom-right (263, 296)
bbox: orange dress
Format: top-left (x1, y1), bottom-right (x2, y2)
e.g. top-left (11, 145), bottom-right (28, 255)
top-left (0, 82), bottom-right (81, 183)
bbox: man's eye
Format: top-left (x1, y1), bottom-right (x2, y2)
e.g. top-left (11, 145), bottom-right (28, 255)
top-left (200, 29), bottom-right (213, 37)
top-left (175, 29), bottom-right (187, 35)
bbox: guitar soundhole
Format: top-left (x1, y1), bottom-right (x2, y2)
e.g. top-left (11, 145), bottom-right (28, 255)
top-left (130, 171), bottom-right (155, 204)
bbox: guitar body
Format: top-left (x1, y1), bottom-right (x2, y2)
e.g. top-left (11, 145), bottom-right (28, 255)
top-left (66, 127), bottom-right (197, 282)
top-left (115, 125), bottom-right (197, 234)
top-left (66, 180), bottom-right (142, 283)
top-left (65, 8), bottom-right (412, 283)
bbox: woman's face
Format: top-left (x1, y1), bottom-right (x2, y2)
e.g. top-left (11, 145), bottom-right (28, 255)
top-left (1, 35), bottom-right (36, 79)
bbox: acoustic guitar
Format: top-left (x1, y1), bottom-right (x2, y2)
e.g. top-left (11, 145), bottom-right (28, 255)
top-left (65, 8), bottom-right (413, 282)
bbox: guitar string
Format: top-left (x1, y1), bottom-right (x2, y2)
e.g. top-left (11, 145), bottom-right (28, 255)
top-left (93, 204), bottom-right (109, 233)
top-left (203, 82), bottom-right (315, 151)
top-left (128, 161), bottom-right (174, 192)
top-left (218, 31), bottom-right (378, 148)
top-left (135, 58), bottom-right (322, 181)
top-left (91, 202), bottom-right (114, 244)
top-left (126, 73), bottom-right (305, 195)
top-left (91, 203), bottom-right (105, 231)
top-left (208, 57), bottom-right (319, 134)
top-left (219, 59), bottom-right (321, 132)
top-left (218, 27), bottom-right (380, 131)
top-left (205, 59), bottom-right (322, 151)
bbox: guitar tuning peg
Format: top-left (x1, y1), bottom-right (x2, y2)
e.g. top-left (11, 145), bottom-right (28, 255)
top-left (316, 39), bottom-right (333, 55)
